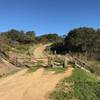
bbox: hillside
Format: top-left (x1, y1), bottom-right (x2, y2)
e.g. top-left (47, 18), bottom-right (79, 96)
top-left (0, 49), bottom-right (19, 77)
top-left (0, 58), bottom-right (18, 76)
top-left (0, 44), bottom-right (73, 100)
top-left (0, 27), bottom-right (99, 100)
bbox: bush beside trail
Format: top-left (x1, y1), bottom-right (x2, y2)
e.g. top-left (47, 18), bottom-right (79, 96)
top-left (50, 68), bottom-right (100, 100)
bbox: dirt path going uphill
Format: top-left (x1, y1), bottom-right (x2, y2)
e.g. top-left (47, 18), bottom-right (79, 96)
top-left (0, 44), bottom-right (73, 100)
top-left (33, 44), bottom-right (46, 58)
top-left (33, 44), bottom-right (50, 65)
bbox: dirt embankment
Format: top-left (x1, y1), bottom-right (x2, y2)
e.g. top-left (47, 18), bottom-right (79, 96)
top-left (0, 58), bottom-right (18, 76)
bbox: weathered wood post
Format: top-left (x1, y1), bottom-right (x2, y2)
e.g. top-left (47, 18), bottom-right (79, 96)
top-left (54, 50), bottom-right (56, 55)
top-left (16, 57), bottom-right (18, 67)
top-left (48, 56), bottom-right (51, 67)
top-left (64, 57), bottom-right (68, 67)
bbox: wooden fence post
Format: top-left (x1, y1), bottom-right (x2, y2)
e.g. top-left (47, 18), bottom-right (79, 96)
top-left (64, 57), bottom-right (68, 67)
top-left (16, 57), bottom-right (18, 67)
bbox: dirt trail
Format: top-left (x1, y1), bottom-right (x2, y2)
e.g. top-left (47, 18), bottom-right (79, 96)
top-left (0, 44), bottom-right (73, 100)
top-left (33, 44), bottom-right (49, 65)
top-left (33, 44), bottom-right (46, 58)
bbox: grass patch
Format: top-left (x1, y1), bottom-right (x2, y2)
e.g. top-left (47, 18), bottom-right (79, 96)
top-left (27, 61), bottom-right (44, 73)
top-left (45, 67), bottom-right (67, 74)
top-left (27, 66), bottom-right (40, 73)
top-left (50, 68), bottom-right (100, 100)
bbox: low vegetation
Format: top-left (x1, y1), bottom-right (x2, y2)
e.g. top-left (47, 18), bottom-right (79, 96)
top-left (45, 67), bottom-right (66, 74)
top-left (87, 62), bottom-right (100, 76)
top-left (27, 66), bottom-right (40, 73)
top-left (27, 60), bottom-right (45, 73)
top-left (50, 68), bottom-right (100, 100)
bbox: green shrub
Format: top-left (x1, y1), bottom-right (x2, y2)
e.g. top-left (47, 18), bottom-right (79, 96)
top-left (50, 68), bottom-right (100, 100)
top-left (46, 67), bottom-right (66, 74)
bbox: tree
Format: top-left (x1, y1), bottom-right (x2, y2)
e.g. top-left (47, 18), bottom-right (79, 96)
top-left (36, 33), bottom-right (63, 43)
top-left (6, 29), bottom-right (24, 41)
top-left (25, 31), bottom-right (35, 43)
top-left (1, 29), bottom-right (36, 44)
top-left (64, 27), bottom-right (100, 60)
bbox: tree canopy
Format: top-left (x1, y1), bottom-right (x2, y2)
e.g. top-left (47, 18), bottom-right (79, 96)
top-left (51, 27), bottom-right (100, 60)
top-left (0, 29), bottom-right (36, 44)
top-left (37, 33), bottom-right (63, 43)
top-left (64, 27), bottom-right (100, 59)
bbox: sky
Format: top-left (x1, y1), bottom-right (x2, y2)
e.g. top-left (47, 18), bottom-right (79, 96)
top-left (0, 0), bottom-right (100, 35)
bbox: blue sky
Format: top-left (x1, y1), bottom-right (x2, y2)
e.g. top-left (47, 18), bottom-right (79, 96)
top-left (0, 0), bottom-right (100, 35)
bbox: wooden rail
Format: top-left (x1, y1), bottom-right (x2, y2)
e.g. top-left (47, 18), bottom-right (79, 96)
top-left (72, 56), bottom-right (91, 72)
